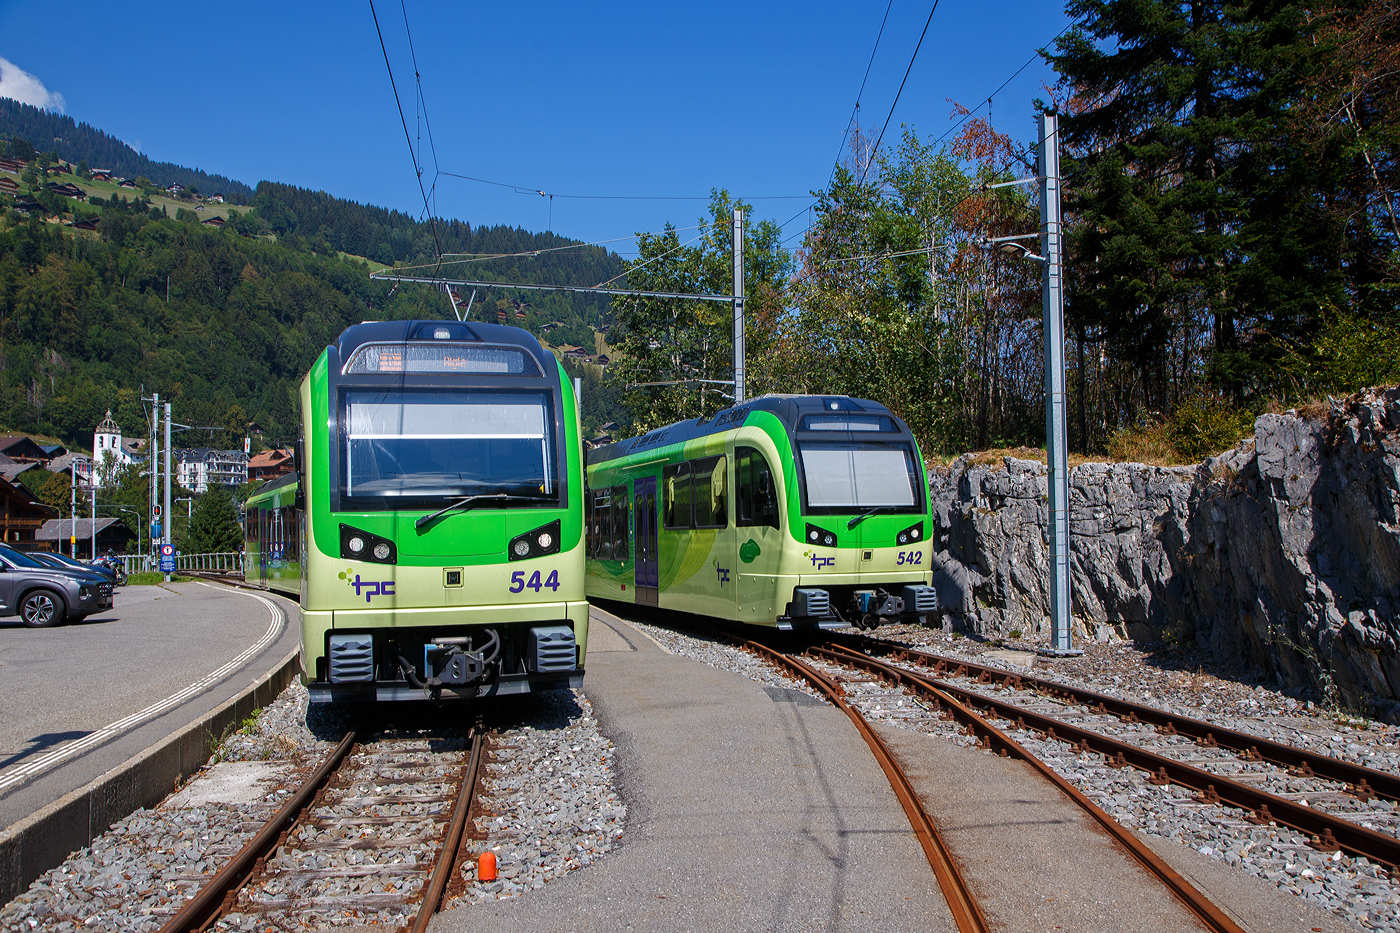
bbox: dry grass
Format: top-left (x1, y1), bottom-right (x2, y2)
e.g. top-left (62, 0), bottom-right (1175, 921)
top-left (940, 446), bottom-right (1111, 469)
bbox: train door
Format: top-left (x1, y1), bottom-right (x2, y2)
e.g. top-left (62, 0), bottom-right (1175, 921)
top-left (633, 476), bottom-right (659, 606)
top-left (734, 445), bottom-right (786, 623)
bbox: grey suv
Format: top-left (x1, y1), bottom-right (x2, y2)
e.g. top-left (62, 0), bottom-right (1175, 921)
top-left (0, 545), bottom-right (114, 627)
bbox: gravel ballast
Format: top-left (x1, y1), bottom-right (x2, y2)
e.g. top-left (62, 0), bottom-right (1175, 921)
top-left (0, 684), bottom-right (623, 932)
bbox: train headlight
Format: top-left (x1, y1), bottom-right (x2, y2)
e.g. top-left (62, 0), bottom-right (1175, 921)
top-left (340, 524), bottom-right (397, 564)
top-left (895, 521), bottom-right (925, 548)
top-left (509, 519), bottom-right (562, 561)
top-left (805, 523), bottom-right (838, 548)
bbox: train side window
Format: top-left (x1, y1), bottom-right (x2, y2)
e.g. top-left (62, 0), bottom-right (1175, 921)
top-left (611, 484), bottom-right (629, 558)
top-left (736, 446), bottom-right (779, 528)
top-left (691, 456), bottom-right (727, 528)
top-left (662, 462), bottom-right (692, 529)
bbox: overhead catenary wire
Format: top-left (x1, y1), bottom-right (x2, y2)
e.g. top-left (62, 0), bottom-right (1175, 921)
top-left (857, 0), bottom-right (941, 188)
top-left (368, 0), bottom-right (442, 261)
top-left (828, 0), bottom-right (895, 190)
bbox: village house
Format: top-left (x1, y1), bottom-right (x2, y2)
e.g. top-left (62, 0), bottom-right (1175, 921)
top-left (0, 476), bottom-right (57, 548)
top-left (174, 448), bottom-right (248, 493)
top-left (248, 448), bottom-right (294, 481)
top-left (36, 516), bottom-right (135, 558)
top-left (0, 177), bottom-right (19, 193)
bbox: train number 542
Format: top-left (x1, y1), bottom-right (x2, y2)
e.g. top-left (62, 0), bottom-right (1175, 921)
top-left (896, 551), bottom-right (924, 566)
top-left (510, 570), bottom-right (561, 593)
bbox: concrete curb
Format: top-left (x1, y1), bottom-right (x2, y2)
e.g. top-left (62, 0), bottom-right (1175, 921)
top-left (0, 644), bottom-right (301, 904)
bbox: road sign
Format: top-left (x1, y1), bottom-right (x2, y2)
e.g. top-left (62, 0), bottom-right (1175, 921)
top-left (160, 544), bottom-right (175, 557)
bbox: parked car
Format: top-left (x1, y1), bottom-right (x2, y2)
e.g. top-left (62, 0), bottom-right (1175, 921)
top-left (30, 551), bottom-right (119, 584)
top-left (0, 545), bottom-right (114, 627)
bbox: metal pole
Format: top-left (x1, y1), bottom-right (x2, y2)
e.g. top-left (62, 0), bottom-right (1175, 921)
top-left (164, 401), bottom-right (173, 582)
top-left (151, 393), bottom-right (158, 561)
top-left (69, 463), bottom-right (75, 559)
top-left (732, 206), bottom-right (745, 403)
top-left (89, 484), bottom-right (96, 561)
top-left (1039, 112), bottom-right (1075, 655)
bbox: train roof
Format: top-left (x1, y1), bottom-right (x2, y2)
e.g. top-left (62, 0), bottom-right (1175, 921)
top-left (587, 395), bottom-right (909, 467)
top-left (333, 319), bottom-right (556, 376)
top-left (247, 470), bottom-right (298, 501)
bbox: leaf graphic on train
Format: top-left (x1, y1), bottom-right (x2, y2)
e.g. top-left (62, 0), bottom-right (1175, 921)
top-left (739, 539), bottom-right (761, 564)
top-left (658, 528), bottom-right (718, 589)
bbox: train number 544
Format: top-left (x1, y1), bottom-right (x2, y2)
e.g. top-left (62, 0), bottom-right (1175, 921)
top-left (510, 570), bottom-right (561, 593)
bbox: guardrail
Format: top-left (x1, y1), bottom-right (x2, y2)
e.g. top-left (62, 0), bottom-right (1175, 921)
top-left (120, 552), bottom-right (244, 574)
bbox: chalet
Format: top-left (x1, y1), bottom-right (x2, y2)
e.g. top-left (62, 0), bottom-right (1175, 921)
top-left (117, 179), bottom-right (136, 189)
top-left (0, 177), bottom-right (18, 193)
top-left (39, 443), bottom-right (67, 459)
top-left (35, 516), bottom-right (135, 558)
top-left (89, 170), bottom-right (113, 181)
top-left (209, 194), bottom-right (224, 203)
top-left (594, 354), bottom-right (611, 366)
top-left (166, 183), bottom-right (185, 195)
top-left (0, 436), bottom-right (54, 464)
top-left (248, 447), bottom-right (294, 481)
top-left (0, 157), bottom-right (26, 173)
top-left (44, 182), bottom-right (85, 199)
top-left (0, 461), bottom-right (44, 487)
top-left (201, 215), bottom-right (225, 227)
top-left (44, 452), bottom-right (91, 486)
top-left (0, 477), bottom-right (58, 547)
top-left (600, 421), bottom-right (620, 433)
top-left (564, 347), bottom-right (591, 361)
top-left (514, 310), bottom-right (527, 320)
top-left (539, 321), bottom-right (563, 333)
top-left (13, 198), bottom-right (43, 213)
top-left (69, 217), bottom-right (101, 231)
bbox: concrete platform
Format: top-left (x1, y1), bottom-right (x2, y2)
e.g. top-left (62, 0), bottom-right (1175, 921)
top-left (0, 582), bottom-right (297, 832)
top-left (430, 607), bottom-right (959, 933)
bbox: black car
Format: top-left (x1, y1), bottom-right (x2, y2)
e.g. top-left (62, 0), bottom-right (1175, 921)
top-left (30, 551), bottom-right (119, 584)
top-left (0, 545), bottom-right (114, 627)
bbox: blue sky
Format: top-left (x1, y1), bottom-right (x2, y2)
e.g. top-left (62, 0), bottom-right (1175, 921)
top-left (0, 1), bottom-right (1070, 257)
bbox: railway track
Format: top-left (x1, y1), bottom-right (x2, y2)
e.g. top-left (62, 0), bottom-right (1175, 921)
top-left (156, 723), bottom-right (488, 933)
top-left (824, 633), bottom-right (1400, 875)
top-left (701, 624), bottom-right (1247, 933)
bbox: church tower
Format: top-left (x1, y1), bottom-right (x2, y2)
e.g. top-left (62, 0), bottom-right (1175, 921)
top-left (94, 410), bottom-right (121, 458)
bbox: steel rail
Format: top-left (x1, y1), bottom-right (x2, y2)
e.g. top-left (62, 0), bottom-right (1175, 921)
top-left (840, 632), bottom-right (1400, 804)
top-left (817, 641), bottom-right (1400, 873)
top-left (708, 629), bottom-right (988, 933)
top-left (157, 731), bottom-right (357, 933)
top-left (807, 641), bottom-right (1248, 933)
top-left (409, 722), bottom-right (487, 932)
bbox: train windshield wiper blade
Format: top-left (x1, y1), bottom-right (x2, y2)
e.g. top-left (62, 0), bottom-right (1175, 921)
top-left (415, 493), bottom-right (552, 530)
top-left (847, 506), bottom-right (900, 529)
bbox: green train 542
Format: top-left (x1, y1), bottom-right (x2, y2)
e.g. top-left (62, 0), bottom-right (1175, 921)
top-left (244, 320), bottom-right (587, 702)
top-left (585, 395), bottom-right (937, 628)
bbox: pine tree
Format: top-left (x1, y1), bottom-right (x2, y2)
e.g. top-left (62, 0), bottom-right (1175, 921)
top-left (1046, 0), bottom-right (1348, 407)
top-left (187, 484), bottom-right (243, 554)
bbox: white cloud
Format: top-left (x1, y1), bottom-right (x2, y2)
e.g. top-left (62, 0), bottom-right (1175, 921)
top-left (0, 57), bottom-right (65, 112)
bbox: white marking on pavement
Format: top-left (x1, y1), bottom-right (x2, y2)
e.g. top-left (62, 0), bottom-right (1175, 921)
top-left (0, 586), bottom-right (286, 795)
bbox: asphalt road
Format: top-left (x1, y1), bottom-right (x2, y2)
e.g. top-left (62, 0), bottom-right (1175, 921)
top-left (0, 581), bottom-right (299, 831)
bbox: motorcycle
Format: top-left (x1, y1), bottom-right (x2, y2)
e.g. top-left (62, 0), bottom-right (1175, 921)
top-left (94, 556), bottom-right (128, 587)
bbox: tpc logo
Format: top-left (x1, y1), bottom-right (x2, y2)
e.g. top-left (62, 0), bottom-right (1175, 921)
top-left (716, 566), bottom-right (731, 586)
top-left (809, 554), bottom-right (836, 569)
top-left (339, 568), bottom-right (396, 603)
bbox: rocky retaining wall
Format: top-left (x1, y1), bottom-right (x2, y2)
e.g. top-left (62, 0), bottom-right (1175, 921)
top-left (929, 386), bottom-right (1400, 720)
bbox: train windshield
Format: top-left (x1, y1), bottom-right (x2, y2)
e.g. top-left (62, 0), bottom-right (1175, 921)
top-left (796, 441), bottom-right (923, 515)
top-left (340, 389), bottom-right (558, 503)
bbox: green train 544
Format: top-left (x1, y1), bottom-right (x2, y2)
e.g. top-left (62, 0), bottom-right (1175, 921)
top-left (585, 395), bottom-right (937, 628)
top-left (244, 320), bottom-right (587, 702)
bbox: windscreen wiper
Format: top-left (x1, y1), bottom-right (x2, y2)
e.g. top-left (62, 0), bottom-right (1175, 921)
top-left (415, 493), bottom-right (553, 530)
top-left (847, 506), bottom-right (901, 529)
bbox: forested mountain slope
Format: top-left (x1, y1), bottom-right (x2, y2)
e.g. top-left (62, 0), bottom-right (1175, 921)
top-left (0, 119), bottom-right (630, 448)
top-left (0, 99), bottom-right (254, 200)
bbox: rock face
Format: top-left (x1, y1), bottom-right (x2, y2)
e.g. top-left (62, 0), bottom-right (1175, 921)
top-left (928, 386), bottom-right (1400, 720)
